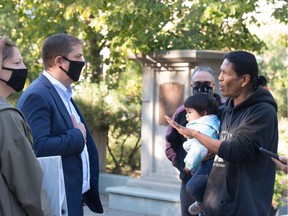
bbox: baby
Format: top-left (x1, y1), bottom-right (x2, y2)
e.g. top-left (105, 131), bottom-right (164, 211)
top-left (182, 93), bottom-right (220, 215)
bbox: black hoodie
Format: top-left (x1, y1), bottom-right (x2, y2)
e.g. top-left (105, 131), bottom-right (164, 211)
top-left (202, 87), bottom-right (278, 216)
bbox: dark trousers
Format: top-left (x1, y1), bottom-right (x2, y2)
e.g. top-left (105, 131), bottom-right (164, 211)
top-left (180, 178), bottom-right (196, 216)
top-left (186, 158), bottom-right (214, 202)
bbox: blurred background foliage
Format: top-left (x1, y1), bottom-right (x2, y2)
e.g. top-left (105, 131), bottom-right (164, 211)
top-left (1, 0), bottom-right (287, 175)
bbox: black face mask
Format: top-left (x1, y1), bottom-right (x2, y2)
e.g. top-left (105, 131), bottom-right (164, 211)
top-left (59, 56), bottom-right (85, 82)
top-left (192, 82), bottom-right (213, 95)
top-left (0, 67), bottom-right (28, 92)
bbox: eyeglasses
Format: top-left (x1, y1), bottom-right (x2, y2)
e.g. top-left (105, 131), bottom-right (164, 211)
top-left (191, 81), bottom-right (213, 87)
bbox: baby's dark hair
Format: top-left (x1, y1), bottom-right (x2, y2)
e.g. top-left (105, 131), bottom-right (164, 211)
top-left (184, 93), bottom-right (219, 117)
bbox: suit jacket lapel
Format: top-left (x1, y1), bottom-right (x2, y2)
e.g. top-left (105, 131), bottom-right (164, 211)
top-left (71, 99), bottom-right (84, 123)
top-left (39, 74), bottom-right (74, 129)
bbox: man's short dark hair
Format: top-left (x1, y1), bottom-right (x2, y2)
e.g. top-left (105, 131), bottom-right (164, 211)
top-left (41, 33), bottom-right (83, 69)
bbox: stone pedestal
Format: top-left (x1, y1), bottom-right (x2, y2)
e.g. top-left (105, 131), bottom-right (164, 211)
top-left (106, 50), bottom-right (226, 215)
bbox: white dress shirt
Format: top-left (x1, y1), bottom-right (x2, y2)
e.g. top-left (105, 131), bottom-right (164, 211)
top-left (43, 71), bottom-right (90, 194)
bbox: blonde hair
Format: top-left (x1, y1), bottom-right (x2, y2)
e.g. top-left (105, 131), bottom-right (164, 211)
top-left (1, 38), bottom-right (17, 62)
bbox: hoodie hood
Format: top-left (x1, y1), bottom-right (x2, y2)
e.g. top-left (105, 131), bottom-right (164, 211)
top-left (223, 86), bottom-right (277, 113)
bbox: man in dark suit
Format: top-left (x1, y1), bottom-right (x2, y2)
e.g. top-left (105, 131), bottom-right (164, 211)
top-left (18, 33), bottom-right (103, 216)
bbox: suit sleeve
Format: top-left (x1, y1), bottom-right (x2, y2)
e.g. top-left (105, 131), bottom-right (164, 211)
top-left (18, 91), bottom-right (85, 157)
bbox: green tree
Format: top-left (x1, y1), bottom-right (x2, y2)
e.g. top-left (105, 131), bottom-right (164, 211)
top-left (258, 36), bottom-right (288, 117)
top-left (2, 0), bottom-right (286, 84)
top-left (1, 0), bottom-right (279, 82)
top-left (1, 0), bottom-right (287, 174)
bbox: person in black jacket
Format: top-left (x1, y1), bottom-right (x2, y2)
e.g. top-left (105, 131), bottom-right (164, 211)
top-left (166, 51), bottom-right (278, 216)
top-left (165, 66), bottom-right (223, 216)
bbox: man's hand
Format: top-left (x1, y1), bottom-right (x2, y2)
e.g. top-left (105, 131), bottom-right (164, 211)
top-left (165, 115), bottom-right (194, 139)
top-left (183, 166), bottom-right (195, 175)
top-left (203, 152), bottom-right (215, 161)
top-left (71, 115), bottom-right (86, 141)
top-left (272, 156), bottom-right (288, 174)
top-left (183, 166), bottom-right (190, 174)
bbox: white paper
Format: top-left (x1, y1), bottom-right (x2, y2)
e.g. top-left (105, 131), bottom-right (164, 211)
top-left (37, 156), bottom-right (68, 216)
